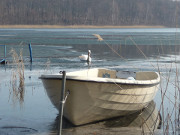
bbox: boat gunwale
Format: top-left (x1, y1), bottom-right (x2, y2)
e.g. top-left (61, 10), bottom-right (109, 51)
top-left (40, 75), bottom-right (160, 86)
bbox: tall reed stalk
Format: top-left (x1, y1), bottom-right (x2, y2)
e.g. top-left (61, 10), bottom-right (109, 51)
top-left (10, 48), bottom-right (25, 106)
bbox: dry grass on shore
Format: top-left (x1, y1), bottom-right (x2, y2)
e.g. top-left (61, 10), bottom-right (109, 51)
top-left (0, 25), bottom-right (165, 29)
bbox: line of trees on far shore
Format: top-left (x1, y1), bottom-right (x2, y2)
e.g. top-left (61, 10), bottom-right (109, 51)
top-left (0, 0), bottom-right (179, 27)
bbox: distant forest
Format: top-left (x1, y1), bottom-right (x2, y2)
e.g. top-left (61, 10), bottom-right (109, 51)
top-left (0, 0), bottom-right (179, 27)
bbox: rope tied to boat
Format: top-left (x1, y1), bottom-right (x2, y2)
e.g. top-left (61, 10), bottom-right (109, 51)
top-left (60, 90), bottom-right (70, 104)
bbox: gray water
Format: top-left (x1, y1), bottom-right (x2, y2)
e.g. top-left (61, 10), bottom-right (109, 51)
top-left (0, 28), bottom-right (180, 134)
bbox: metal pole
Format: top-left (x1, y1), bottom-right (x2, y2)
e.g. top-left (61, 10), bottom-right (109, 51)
top-left (58, 71), bottom-right (66, 135)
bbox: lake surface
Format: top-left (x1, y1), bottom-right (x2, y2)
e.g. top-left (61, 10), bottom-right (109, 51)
top-left (0, 28), bottom-right (180, 134)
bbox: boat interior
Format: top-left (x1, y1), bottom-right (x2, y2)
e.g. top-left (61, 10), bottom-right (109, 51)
top-left (67, 68), bottom-right (159, 81)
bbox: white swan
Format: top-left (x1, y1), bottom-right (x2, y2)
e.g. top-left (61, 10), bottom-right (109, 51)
top-left (79, 50), bottom-right (91, 62)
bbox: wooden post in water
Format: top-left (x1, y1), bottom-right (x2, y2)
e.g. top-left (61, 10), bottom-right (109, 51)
top-left (58, 71), bottom-right (66, 135)
top-left (28, 43), bottom-right (33, 63)
top-left (4, 45), bottom-right (6, 64)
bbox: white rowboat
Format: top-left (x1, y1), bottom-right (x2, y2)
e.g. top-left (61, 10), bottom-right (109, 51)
top-left (40, 68), bottom-right (160, 125)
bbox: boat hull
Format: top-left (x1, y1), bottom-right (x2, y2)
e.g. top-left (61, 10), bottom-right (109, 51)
top-left (41, 77), bottom-right (159, 125)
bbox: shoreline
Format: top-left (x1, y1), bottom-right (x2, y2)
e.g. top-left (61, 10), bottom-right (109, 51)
top-left (0, 25), bottom-right (166, 29)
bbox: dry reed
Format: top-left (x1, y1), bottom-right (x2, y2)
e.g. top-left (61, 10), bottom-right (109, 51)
top-left (126, 37), bottom-right (180, 135)
top-left (92, 33), bottom-right (180, 134)
top-left (9, 48), bottom-right (25, 106)
top-left (45, 58), bottom-right (51, 72)
top-left (93, 34), bottom-right (104, 41)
